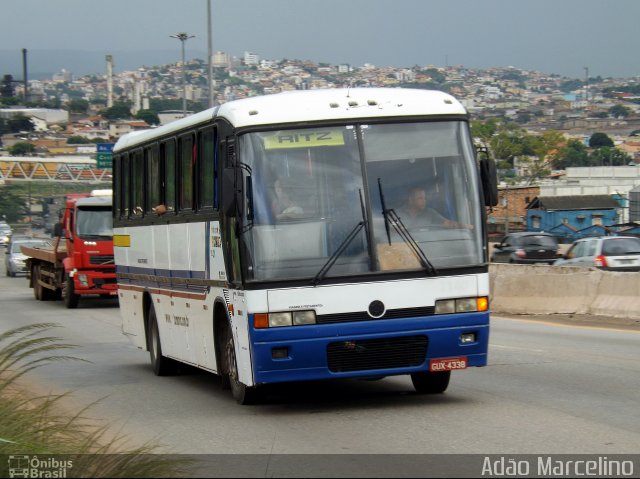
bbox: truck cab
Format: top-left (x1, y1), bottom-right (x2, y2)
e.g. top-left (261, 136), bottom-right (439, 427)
top-left (24, 189), bottom-right (117, 308)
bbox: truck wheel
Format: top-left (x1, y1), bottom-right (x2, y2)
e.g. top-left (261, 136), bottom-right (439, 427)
top-left (33, 265), bottom-right (42, 300)
top-left (63, 274), bottom-right (79, 309)
top-left (411, 370), bottom-right (451, 394)
top-left (148, 305), bottom-right (178, 376)
top-left (223, 324), bottom-right (262, 405)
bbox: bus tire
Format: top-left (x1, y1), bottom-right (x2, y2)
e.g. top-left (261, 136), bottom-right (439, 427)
top-left (148, 305), bottom-right (178, 376)
top-left (223, 325), bottom-right (261, 405)
top-left (63, 274), bottom-right (79, 309)
top-left (411, 370), bottom-right (451, 394)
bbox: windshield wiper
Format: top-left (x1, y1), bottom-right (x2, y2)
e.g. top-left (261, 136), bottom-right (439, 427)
top-left (377, 178), bottom-right (437, 275)
top-left (312, 190), bottom-right (368, 286)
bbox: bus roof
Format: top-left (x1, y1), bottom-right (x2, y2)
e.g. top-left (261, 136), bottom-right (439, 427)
top-left (114, 88), bottom-right (466, 153)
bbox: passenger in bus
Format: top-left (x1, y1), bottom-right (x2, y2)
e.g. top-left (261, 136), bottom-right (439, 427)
top-left (271, 179), bottom-right (304, 219)
top-left (398, 187), bottom-right (472, 229)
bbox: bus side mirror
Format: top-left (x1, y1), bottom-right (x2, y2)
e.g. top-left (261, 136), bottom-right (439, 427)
top-left (480, 157), bottom-right (498, 207)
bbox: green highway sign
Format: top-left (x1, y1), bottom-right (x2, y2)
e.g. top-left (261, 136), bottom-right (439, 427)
top-left (96, 143), bottom-right (114, 169)
top-left (96, 152), bottom-right (113, 169)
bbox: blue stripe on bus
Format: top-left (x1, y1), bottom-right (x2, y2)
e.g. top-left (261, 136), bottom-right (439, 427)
top-left (117, 265), bottom-right (207, 279)
top-left (116, 265), bottom-right (209, 292)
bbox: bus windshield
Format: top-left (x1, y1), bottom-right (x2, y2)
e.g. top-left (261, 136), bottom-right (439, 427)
top-left (239, 121), bottom-right (483, 283)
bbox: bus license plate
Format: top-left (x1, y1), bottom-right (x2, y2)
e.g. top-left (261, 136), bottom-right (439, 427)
top-left (429, 357), bottom-right (468, 372)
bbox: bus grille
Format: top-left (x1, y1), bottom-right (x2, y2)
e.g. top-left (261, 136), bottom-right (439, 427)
top-left (317, 306), bottom-right (435, 324)
top-left (327, 336), bottom-right (428, 373)
top-left (89, 255), bottom-right (114, 265)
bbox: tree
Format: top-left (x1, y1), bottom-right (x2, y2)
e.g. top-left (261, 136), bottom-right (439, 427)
top-left (8, 142), bottom-right (36, 156)
top-left (135, 109), bottom-right (160, 126)
top-left (555, 139), bottom-right (589, 169)
top-left (489, 123), bottom-right (526, 164)
top-left (471, 119), bottom-right (498, 149)
top-left (100, 102), bottom-right (132, 120)
top-left (6, 114), bottom-right (34, 133)
top-left (588, 147), bottom-right (631, 166)
top-left (1, 74), bottom-right (16, 99)
top-left (0, 190), bottom-right (28, 223)
top-left (608, 104), bottom-right (631, 119)
top-left (66, 136), bottom-right (92, 144)
top-left (589, 132), bottom-right (614, 148)
top-left (67, 99), bottom-right (89, 114)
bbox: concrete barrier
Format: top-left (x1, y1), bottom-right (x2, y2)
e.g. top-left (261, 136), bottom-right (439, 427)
top-left (489, 263), bottom-right (640, 319)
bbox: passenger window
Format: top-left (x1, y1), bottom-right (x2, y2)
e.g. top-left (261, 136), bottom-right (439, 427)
top-left (163, 140), bottom-right (177, 213)
top-left (146, 144), bottom-right (161, 214)
top-left (198, 127), bottom-right (216, 209)
top-left (132, 150), bottom-right (144, 217)
top-left (121, 154), bottom-right (130, 218)
top-left (179, 134), bottom-right (195, 211)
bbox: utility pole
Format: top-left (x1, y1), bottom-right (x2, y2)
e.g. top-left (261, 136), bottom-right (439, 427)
top-left (584, 66), bottom-right (589, 110)
top-left (22, 48), bottom-right (28, 104)
top-left (207, 0), bottom-right (214, 108)
top-left (170, 32), bottom-right (195, 117)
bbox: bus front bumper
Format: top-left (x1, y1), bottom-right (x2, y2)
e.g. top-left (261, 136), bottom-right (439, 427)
top-left (249, 312), bottom-right (489, 385)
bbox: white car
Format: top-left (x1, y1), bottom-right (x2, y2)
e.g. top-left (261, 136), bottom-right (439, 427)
top-left (554, 236), bottom-right (640, 272)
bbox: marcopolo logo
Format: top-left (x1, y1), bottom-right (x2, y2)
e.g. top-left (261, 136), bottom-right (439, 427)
top-left (8, 455), bottom-right (73, 478)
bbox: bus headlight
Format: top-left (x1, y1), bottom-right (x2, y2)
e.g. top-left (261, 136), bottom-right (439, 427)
top-left (455, 298), bottom-right (477, 312)
top-left (434, 299), bottom-right (456, 314)
top-left (269, 312), bottom-right (292, 328)
top-left (254, 310), bottom-right (318, 329)
top-left (293, 310), bottom-right (316, 325)
top-left (435, 297), bottom-right (489, 314)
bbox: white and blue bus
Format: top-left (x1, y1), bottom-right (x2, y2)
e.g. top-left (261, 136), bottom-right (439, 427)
top-left (112, 88), bottom-right (498, 404)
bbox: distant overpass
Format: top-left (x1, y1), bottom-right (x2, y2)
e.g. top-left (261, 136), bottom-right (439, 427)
top-left (0, 156), bottom-right (112, 183)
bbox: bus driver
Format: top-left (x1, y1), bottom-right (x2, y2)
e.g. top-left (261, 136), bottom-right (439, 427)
top-left (399, 187), bottom-right (472, 229)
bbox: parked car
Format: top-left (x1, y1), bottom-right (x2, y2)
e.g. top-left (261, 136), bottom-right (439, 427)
top-left (0, 223), bottom-right (12, 247)
top-left (554, 236), bottom-right (640, 272)
top-left (491, 232), bottom-right (559, 264)
top-left (5, 238), bottom-right (49, 277)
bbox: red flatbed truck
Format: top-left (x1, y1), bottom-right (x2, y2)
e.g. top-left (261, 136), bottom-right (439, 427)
top-left (22, 190), bottom-right (117, 308)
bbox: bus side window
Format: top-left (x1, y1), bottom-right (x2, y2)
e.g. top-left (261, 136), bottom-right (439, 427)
top-left (113, 154), bottom-right (121, 219)
top-left (162, 139), bottom-right (177, 213)
top-left (179, 134), bottom-right (195, 211)
top-left (122, 153), bottom-right (130, 218)
top-left (132, 149), bottom-right (145, 217)
top-left (146, 144), bottom-right (161, 214)
top-left (198, 127), bottom-right (216, 210)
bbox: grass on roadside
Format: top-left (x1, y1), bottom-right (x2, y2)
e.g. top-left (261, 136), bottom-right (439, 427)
top-left (0, 323), bottom-right (191, 477)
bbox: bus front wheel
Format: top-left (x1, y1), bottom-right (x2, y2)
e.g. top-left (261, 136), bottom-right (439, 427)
top-left (148, 305), bottom-right (178, 376)
top-left (411, 370), bottom-right (451, 394)
top-left (223, 325), bottom-right (262, 405)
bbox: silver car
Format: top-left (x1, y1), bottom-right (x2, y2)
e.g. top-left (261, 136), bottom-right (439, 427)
top-left (554, 236), bottom-right (640, 272)
top-left (5, 238), bottom-right (49, 277)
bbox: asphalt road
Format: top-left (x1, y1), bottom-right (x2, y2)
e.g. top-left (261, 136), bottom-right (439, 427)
top-left (1, 273), bottom-right (639, 458)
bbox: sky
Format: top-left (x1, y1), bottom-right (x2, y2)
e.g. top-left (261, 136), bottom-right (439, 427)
top-left (1, 0), bottom-right (639, 79)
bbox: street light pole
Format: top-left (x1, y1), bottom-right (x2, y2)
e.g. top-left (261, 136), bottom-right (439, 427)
top-left (207, 0), bottom-right (214, 108)
top-left (170, 32), bottom-right (195, 117)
